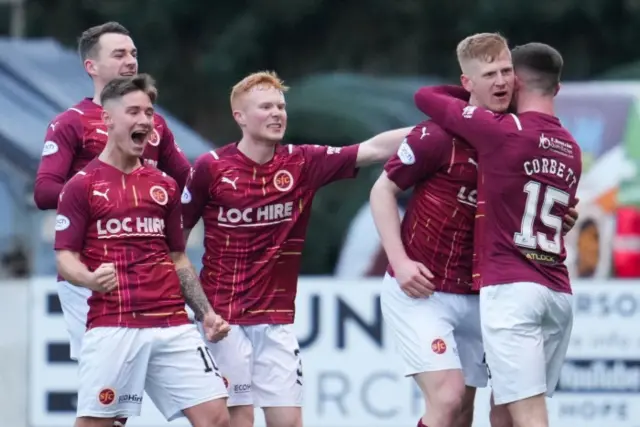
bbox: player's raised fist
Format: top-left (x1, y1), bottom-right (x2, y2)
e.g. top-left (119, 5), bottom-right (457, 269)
top-left (90, 263), bottom-right (118, 293)
top-left (393, 258), bottom-right (436, 298)
top-left (203, 311), bottom-right (231, 343)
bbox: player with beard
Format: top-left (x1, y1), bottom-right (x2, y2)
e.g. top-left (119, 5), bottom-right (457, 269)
top-left (55, 74), bottom-right (231, 427)
top-left (181, 71), bottom-right (412, 427)
top-left (415, 41), bottom-right (581, 427)
top-left (34, 23), bottom-right (191, 427)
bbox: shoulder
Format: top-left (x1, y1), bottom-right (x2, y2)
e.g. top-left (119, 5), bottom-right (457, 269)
top-left (405, 120), bottom-right (453, 148)
top-left (50, 105), bottom-right (86, 129)
top-left (153, 112), bottom-right (168, 127)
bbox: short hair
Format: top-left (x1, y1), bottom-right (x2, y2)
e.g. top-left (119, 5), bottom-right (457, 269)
top-left (511, 43), bottom-right (563, 95)
top-left (230, 71), bottom-right (289, 108)
top-left (456, 32), bottom-right (509, 65)
top-left (100, 73), bottom-right (157, 106)
top-left (78, 22), bottom-right (130, 61)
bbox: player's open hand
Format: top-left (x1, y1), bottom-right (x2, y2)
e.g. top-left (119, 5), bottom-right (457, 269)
top-left (90, 263), bottom-right (118, 293)
top-left (203, 311), bottom-right (231, 343)
top-left (563, 197), bottom-right (580, 235)
top-left (394, 259), bottom-right (436, 298)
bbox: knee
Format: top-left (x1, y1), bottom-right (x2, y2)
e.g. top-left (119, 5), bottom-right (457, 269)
top-left (432, 385), bottom-right (466, 417)
top-left (207, 410), bottom-right (230, 427)
top-left (457, 400), bottom-right (475, 427)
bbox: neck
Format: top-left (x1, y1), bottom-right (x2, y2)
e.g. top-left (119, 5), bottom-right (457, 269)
top-left (237, 135), bottom-right (278, 164)
top-left (516, 92), bottom-right (555, 116)
top-left (92, 81), bottom-right (106, 106)
top-left (99, 141), bottom-right (141, 173)
top-left (468, 94), bottom-right (480, 107)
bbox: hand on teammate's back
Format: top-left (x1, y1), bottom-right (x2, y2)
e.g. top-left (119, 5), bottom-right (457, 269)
top-left (89, 263), bottom-right (118, 293)
top-left (562, 197), bottom-right (580, 235)
top-left (393, 259), bottom-right (436, 298)
top-left (202, 311), bottom-right (231, 343)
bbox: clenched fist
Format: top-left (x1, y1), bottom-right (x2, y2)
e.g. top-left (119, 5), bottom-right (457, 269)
top-left (89, 263), bottom-right (118, 293)
top-left (202, 311), bottom-right (231, 343)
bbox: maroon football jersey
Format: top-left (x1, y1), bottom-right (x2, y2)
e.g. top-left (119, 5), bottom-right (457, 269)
top-left (384, 121), bottom-right (477, 294)
top-left (54, 159), bottom-right (189, 329)
top-left (415, 86), bottom-right (582, 294)
top-left (182, 143), bottom-right (359, 325)
top-left (34, 98), bottom-right (191, 210)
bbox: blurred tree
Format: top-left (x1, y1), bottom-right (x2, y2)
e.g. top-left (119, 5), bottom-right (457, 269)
top-left (19, 0), bottom-right (640, 274)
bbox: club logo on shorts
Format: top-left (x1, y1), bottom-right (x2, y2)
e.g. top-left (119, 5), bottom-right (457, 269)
top-left (222, 376), bottom-right (229, 390)
top-left (273, 170), bottom-right (294, 192)
top-left (97, 388), bottom-right (116, 406)
top-left (431, 338), bottom-right (447, 354)
top-left (149, 185), bottom-right (168, 205)
top-left (147, 128), bottom-right (161, 146)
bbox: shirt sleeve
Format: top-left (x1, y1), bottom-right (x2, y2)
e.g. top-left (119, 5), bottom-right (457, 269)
top-left (164, 180), bottom-right (186, 252)
top-left (34, 114), bottom-right (82, 210)
top-left (414, 85), bottom-right (522, 155)
top-left (301, 144), bottom-right (359, 189)
top-left (182, 153), bottom-right (214, 230)
top-left (156, 115), bottom-right (192, 192)
top-left (54, 174), bottom-right (90, 252)
top-left (384, 122), bottom-right (451, 190)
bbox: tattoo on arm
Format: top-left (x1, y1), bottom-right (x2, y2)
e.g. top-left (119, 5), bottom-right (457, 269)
top-left (176, 267), bottom-right (212, 321)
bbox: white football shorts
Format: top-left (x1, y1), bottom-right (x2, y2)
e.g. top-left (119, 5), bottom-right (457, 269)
top-left (197, 322), bottom-right (303, 407)
top-left (380, 273), bottom-right (488, 388)
top-left (57, 280), bottom-right (91, 360)
top-left (480, 281), bottom-right (573, 405)
top-left (76, 324), bottom-right (228, 420)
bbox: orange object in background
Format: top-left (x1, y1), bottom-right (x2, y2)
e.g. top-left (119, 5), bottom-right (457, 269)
top-left (613, 206), bottom-right (640, 278)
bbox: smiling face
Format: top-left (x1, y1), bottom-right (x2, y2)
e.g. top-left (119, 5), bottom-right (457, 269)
top-left (102, 90), bottom-right (154, 158)
top-left (231, 71), bottom-right (289, 144)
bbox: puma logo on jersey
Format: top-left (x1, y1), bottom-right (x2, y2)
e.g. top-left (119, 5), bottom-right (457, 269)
top-left (92, 189), bottom-right (110, 201)
top-left (49, 122), bottom-right (58, 131)
top-left (420, 126), bottom-right (429, 140)
top-left (221, 177), bottom-right (238, 190)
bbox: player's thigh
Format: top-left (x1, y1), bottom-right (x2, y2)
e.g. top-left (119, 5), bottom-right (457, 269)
top-left (76, 327), bottom-right (151, 419)
top-left (197, 322), bottom-right (254, 407)
top-left (249, 324), bottom-right (303, 408)
top-left (453, 294), bottom-right (488, 389)
top-left (380, 274), bottom-right (461, 375)
top-left (543, 290), bottom-right (573, 397)
top-left (480, 282), bottom-right (547, 405)
top-left (146, 324), bottom-right (229, 422)
top-left (56, 280), bottom-right (91, 360)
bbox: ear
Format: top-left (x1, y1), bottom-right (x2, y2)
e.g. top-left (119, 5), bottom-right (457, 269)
top-left (84, 59), bottom-right (97, 77)
top-left (554, 82), bottom-right (561, 96)
top-left (232, 110), bottom-right (246, 128)
top-left (460, 74), bottom-right (473, 93)
top-left (101, 109), bottom-right (112, 127)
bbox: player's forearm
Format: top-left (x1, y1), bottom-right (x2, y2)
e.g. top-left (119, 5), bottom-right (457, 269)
top-left (414, 87), bottom-right (449, 124)
top-left (172, 253), bottom-right (213, 321)
top-left (369, 181), bottom-right (409, 268)
top-left (55, 251), bottom-right (94, 288)
top-left (356, 127), bottom-right (413, 167)
top-left (33, 178), bottom-right (64, 210)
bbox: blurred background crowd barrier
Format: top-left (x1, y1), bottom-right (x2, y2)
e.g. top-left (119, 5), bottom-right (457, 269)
top-left (2, 0), bottom-right (640, 426)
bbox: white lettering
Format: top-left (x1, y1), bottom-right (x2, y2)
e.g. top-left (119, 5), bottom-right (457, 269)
top-left (97, 217), bottom-right (165, 237)
top-left (523, 158), bottom-right (575, 188)
top-left (217, 202), bottom-right (295, 227)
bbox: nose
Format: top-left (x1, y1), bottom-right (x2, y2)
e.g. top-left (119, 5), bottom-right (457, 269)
top-left (495, 73), bottom-right (506, 86)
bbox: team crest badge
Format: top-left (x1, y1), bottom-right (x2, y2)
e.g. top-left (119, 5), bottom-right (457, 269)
top-left (431, 338), bottom-right (447, 354)
top-left (273, 170), bottom-right (294, 192)
top-left (147, 128), bottom-right (161, 147)
top-left (97, 388), bottom-right (116, 406)
top-left (150, 185), bottom-right (168, 205)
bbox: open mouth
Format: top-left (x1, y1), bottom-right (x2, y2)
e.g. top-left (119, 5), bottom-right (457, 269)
top-left (267, 123), bottom-right (283, 130)
top-left (120, 71), bottom-right (136, 77)
top-left (131, 130), bottom-right (149, 145)
top-left (494, 90), bottom-right (508, 100)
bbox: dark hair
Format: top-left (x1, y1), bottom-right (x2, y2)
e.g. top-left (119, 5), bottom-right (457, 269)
top-left (511, 42), bottom-right (563, 95)
top-left (100, 73), bottom-right (158, 105)
top-left (78, 22), bottom-right (130, 61)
